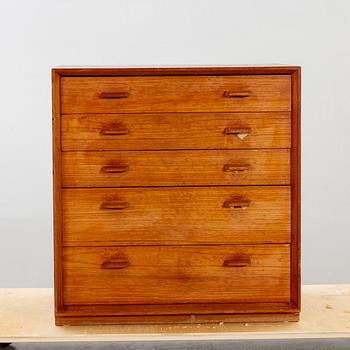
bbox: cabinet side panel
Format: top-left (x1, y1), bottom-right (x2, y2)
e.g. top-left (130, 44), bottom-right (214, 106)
top-left (291, 68), bottom-right (301, 309)
top-left (52, 70), bottom-right (63, 313)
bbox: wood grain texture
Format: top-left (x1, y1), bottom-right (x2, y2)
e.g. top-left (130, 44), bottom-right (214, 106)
top-left (52, 70), bottom-right (63, 313)
top-left (58, 301), bottom-right (297, 317)
top-left (62, 186), bottom-right (291, 245)
top-left (63, 244), bottom-right (291, 305)
top-left (61, 75), bottom-right (291, 114)
top-left (291, 67), bottom-right (301, 310)
top-left (53, 65), bottom-right (300, 76)
top-left (62, 149), bottom-right (291, 187)
top-left (56, 312), bottom-right (299, 325)
top-left (61, 112), bottom-right (291, 151)
top-left (52, 66), bottom-right (301, 325)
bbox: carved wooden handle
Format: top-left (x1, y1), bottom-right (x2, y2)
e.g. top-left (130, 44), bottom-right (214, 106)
top-left (223, 198), bottom-right (250, 209)
top-left (223, 164), bottom-right (250, 173)
top-left (223, 127), bottom-right (252, 135)
top-left (101, 165), bottom-right (129, 173)
top-left (100, 200), bottom-right (129, 210)
top-left (100, 128), bottom-right (129, 136)
top-left (100, 92), bottom-right (130, 99)
top-left (223, 91), bottom-right (250, 98)
top-left (223, 255), bottom-right (251, 267)
top-left (101, 259), bottom-right (130, 269)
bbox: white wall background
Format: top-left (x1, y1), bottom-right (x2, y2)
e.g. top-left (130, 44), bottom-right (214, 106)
top-left (0, 0), bottom-right (349, 287)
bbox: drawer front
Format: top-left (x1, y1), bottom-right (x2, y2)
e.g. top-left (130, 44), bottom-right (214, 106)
top-left (62, 186), bottom-right (291, 245)
top-left (61, 75), bottom-right (291, 113)
top-left (61, 112), bottom-right (291, 151)
top-left (63, 244), bottom-right (291, 305)
top-left (62, 149), bottom-right (290, 187)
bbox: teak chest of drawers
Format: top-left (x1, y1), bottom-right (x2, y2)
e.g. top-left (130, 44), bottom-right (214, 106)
top-left (52, 66), bottom-right (301, 325)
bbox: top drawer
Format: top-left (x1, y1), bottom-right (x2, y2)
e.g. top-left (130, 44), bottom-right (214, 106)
top-left (61, 75), bottom-right (291, 114)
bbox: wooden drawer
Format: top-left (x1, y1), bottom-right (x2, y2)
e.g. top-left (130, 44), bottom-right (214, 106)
top-left (61, 75), bottom-right (291, 114)
top-left (63, 244), bottom-right (291, 305)
top-left (61, 112), bottom-right (291, 151)
top-left (62, 149), bottom-right (290, 187)
top-left (62, 186), bottom-right (291, 245)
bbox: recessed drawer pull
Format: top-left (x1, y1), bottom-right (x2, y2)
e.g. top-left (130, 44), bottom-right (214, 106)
top-left (100, 91), bottom-right (130, 99)
top-left (100, 200), bottom-right (129, 210)
top-left (223, 198), bottom-right (250, 209)
top-left (223, 127), bottom-right (252, 135)
top-left (223, 255), bottom-right (251, 267)
top-left (101, 259), bottom-right (130, 269)
top-left (101, 165), bottom-right (129, 173)
top-left (100, 128), bottom-right (129, 136)
top-left (223, 164), bottom-right (250, 173)
top-left (223, 91), bottom-right (251, 98)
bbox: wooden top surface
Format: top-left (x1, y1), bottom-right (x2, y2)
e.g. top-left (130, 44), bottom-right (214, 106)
top-left (0, 285), bottom-right (349, 342)
top-left (52, 66), bottom-right (300, 76)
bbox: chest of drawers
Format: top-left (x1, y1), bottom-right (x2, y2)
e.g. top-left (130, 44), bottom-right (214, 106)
top-left (52, 66), bottom-right (301, 325)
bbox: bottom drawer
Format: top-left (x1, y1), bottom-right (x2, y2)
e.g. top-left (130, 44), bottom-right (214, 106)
top-left (63, 244), bottom-right (291, 306)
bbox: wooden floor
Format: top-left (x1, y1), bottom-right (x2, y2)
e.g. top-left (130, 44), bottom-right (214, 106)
top-left (0, 285), bottom-right (349, 343)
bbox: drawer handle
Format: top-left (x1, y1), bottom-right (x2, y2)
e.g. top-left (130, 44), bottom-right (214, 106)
top-left (223, 256), bottom-right (251, 267)
top-left (101, 259), bottom-right (130, 269)
top-left (223, 198), bottom-right (250, 209)
top-left (223, 127), bottom-right (252, 135)
top-left (101, 165), bottom-right (129, 173)
top-left (100, 91), bottom-right (130, 99)
top-left (223, 91), bottom-right (250, 98)
top-left (223, 164), bottom-right (250, 173)
top-left (100, 128), bottom-right (129, 136)
top-left (100, 200), bottom-right (129, 210)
